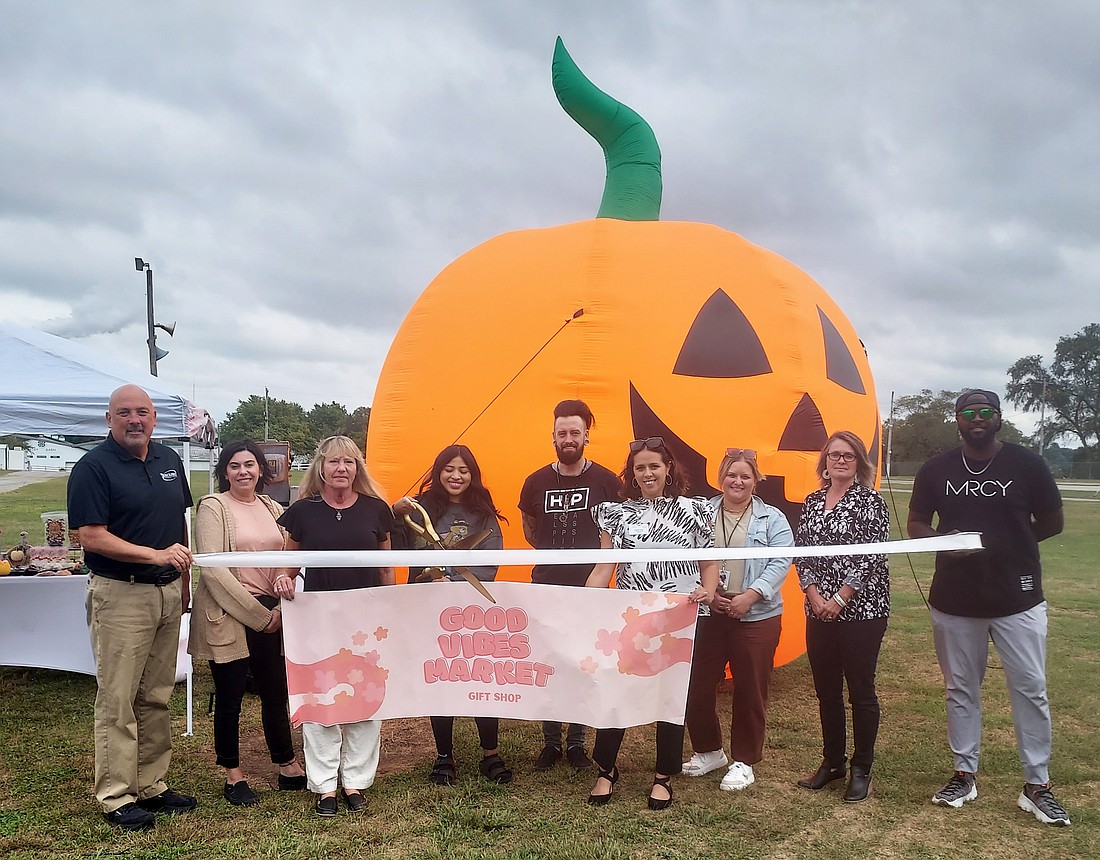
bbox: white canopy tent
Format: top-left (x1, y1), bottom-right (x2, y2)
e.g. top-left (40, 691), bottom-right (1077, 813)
top-left (0, 324), bottom-right (215, 444)
top-left (0, 323), bottom-right (213, 735)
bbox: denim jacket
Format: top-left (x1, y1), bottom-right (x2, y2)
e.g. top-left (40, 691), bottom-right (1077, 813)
top-left (708, 495), bottom-right (794, 622)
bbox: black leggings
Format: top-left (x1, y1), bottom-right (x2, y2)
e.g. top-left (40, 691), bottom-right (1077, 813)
top-left (208, 597), bottom-right (295, 769)
top-left (430, 716), bottom-right (500, 756)
top-left (592, 722), bottom-right (685, 776)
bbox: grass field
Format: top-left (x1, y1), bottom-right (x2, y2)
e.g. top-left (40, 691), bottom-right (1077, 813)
top-left (0, 477), bottom-right (1097, 858)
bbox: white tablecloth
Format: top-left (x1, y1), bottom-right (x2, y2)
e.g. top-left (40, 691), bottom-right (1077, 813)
top-left (0, 574), bottom-right (191, 682)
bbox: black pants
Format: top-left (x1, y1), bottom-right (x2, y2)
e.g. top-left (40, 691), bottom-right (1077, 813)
top-left (592, 722), bottom-right (684, 777)
top-left (805, 615), bottom-right (888, 771)
top-left (430, 716), bottom-right (500, 756)
top-left (208, 598), bottom-right (295, 769)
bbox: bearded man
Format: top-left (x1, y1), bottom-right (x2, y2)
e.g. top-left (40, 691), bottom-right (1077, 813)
top-left (908, 389), bottom-right (1069, 826)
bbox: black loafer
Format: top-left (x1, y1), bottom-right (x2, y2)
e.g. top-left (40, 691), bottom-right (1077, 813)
top-left (137, 788), bottom-right (198, 815)
top-left (342, 789), bottom-right (367, 813)
top-left (224, 780), bottom-right (259, 806)
top-left (567, 746), bottom-right (594, 769)
top-left (844, 767), bottom-right (872, 803)
top-left (315, 795), bottom-right (338, 817)
top-left (277, 773), bottom-right (308, 791)
top-left (104, 802), bottom-right (155, 831)
top-left (798, 761), bottom-right (846, 791)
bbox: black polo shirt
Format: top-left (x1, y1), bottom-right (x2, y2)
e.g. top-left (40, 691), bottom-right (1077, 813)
top-left (67, 434), bottom-right (192, 579)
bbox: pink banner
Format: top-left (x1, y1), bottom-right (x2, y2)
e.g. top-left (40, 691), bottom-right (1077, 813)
top-left (281, 582), bottom-right (699, 729)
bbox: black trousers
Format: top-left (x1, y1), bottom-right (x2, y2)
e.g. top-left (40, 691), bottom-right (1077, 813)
top-left (592, 722), bottom-right (684, 777)
top-left (805, 615), bottom-right (888, 771)
top-left (430, 716), bottom-right (500, 756)
top-left (208, 598), bottom-right (295, 770)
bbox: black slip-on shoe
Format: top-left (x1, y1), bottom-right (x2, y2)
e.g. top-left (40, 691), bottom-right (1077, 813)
top-left (137, 788), bottom-right (198, 815)
top-left (103, 802), bottom-right (155, 831)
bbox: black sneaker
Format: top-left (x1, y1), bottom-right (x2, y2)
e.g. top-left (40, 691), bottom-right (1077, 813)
top-left (224, 780), bottom-right (259, 806)
top-left (138, 788), bottom-right (198, 815)
top-left (1018, 782), bottom-right (1071, 826)
top-left (534, 745), bottom-right (562, 771)
top-left (103, 802), bottom-right (155, 831)
top-left (931, 771), bottom-right (977, 808)
top-left (566, 746), bottom-right (593, 769)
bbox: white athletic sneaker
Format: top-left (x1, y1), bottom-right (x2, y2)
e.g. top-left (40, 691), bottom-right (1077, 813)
top-left (682, 749), bottom-right (729, 777)
top-left (720, 761), bottom-right (756, 791)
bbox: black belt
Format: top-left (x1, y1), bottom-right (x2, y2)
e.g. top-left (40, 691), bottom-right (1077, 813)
top-left (92, 569), bottom-right (181, 586)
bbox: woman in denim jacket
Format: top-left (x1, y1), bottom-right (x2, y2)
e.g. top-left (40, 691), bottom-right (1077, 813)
top-left (683, 447), bottom-right (794, 792)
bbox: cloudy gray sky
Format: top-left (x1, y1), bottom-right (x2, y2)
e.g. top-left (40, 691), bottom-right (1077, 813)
top-left (1, 1), bottom-right (1096, 431)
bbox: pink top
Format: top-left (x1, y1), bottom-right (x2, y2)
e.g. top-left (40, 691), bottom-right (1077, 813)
top-left (224, 493), bottom-right (285, 597)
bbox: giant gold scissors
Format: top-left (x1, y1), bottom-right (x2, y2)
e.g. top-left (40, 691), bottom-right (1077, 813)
top-left (403, 500), bottom-right (496, 604)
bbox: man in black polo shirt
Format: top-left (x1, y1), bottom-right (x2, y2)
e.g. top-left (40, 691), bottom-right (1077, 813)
top-left (519, 399), bottom-right (623, 771)
top-left (67, 384), bottom-right (197, 831)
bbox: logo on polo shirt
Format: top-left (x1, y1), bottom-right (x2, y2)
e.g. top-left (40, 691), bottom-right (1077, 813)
top-left (160, 469), bottom-right (179, 482)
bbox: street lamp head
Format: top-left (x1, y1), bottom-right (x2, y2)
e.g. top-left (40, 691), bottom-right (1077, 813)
top-left (135, 257), bottom-right (148, 271)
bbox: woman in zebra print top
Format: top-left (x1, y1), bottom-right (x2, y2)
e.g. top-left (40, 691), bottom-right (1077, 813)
top-left (585, 436), bottom-right (717, 811)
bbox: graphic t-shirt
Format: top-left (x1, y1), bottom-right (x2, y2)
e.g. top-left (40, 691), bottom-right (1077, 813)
top-left (910, 443), bottom-right (1062, 617)
top-left (277, 494), bottom-right (394, 592)
top-left (518, 461), bottom-right (623, 586)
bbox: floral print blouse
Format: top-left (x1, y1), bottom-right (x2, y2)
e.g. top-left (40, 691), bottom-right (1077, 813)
top-left (795, 482), bottom-right (890, 621)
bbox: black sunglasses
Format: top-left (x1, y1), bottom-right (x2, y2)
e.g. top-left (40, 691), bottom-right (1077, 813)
top-left (958, 407), bottom-right (998, 421)
top-left (628, 436), bottom-right (665, 453)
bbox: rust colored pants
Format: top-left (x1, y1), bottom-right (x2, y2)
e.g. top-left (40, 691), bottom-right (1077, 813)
top-left (685, 612), bottom-right (781, 765)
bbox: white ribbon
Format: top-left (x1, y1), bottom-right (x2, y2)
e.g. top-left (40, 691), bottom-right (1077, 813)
top-left (193, 532), bottom-right (982, 569)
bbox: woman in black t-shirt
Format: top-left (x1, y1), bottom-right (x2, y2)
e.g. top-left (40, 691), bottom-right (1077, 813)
top-left (393, 444), bottom-right (511, 786)
top-left (277, 435), bottom-right (394, 817)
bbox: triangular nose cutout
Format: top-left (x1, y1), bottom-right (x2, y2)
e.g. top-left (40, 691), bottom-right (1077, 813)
top-left (673, 289), bottom-right (772, 378)
top-left (778, 393), bottom-right (829, 452)
top-left (818, 307), bottom-right (866, 394)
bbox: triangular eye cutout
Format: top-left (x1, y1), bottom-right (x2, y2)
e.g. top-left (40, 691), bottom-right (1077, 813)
top-left (673, 289), bottom-right (771, 378)
top-left (869, 422), bottom-right (881, 469)
top-left (777, 393), bottom-right (829, 452)
top-left (818, 307), bottom-right (866, 394)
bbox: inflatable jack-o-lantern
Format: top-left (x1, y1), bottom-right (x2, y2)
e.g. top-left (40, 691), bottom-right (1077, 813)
top-left (368, 39), bottom-right (880, 666)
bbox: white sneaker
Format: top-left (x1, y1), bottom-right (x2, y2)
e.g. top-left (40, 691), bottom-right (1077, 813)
top-left (720, 761), bottom-right (756, 791)
top-left (682, 749), bottom-right (728, 776)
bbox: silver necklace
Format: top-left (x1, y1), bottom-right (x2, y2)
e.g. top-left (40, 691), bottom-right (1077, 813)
top-left (961, 445), bottom-right (1000, 476)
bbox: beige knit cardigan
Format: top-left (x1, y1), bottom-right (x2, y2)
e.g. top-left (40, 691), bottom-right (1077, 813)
top-left (188, 492), bottom-right (285, 664)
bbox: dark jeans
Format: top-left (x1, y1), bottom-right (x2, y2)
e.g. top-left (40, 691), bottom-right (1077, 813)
top-left (430, 716), bottom-right (500, 755)
top-left (592, 722), bottom-right (684, 776)
top-left (542, 720), bottom-right (587, 750)
top-left (805, 615), bottom-right (888, 771)
top-left (208, 604), bottom-right (295, 769)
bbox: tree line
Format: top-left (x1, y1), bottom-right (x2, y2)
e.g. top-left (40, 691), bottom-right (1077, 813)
top-left (217, 396), bottom-right (370, 457)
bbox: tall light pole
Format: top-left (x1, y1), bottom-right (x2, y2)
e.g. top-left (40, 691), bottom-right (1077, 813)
top-left (134, 257), bottom-right (175, 376)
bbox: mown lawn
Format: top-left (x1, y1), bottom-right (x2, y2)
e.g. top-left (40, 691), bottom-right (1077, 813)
top-left (0, 482), bottom-right (1097, 858)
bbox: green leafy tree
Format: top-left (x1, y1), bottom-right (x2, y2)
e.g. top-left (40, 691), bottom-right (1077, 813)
top-left (218, 395), bottom-right (313, 456)
top-left (1006, 323), bottom-right (1100, 452)
top-left (307, 402), bottom-right (349, 441)
top-left (342, 406), bottom-right (371, 449)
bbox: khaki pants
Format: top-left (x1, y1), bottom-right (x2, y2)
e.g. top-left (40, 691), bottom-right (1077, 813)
top-left (86, 575), bottom-right (181, 813)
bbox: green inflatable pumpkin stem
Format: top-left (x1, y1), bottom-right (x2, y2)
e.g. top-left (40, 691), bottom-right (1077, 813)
top-left (552, 37), bottom-right (662, 221)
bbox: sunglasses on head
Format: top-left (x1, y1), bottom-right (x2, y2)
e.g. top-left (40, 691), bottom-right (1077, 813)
top-left (724, 447), bottom-right (757, 461)
top-left (958, 407), bottom-right (998, 421)
top-left (628, 436), bottom-right (665, 452)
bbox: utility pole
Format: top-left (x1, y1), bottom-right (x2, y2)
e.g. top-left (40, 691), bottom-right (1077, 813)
top-left (885, 391), bottom-right (895, 478)
top-left (264, 387), bottom-right (270, 441)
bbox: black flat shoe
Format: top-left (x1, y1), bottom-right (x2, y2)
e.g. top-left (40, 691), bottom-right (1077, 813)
top-left (587, 766), bottom-right (619, 806)
top-left (278, 772), bottom-right (307, 791)
top-left (103, 802), bottom-right (155, 831)
top-left (315, 795), bottom-right (338, 817)
top-left (342, 789), bottom-right (367, 813)
top-left (798, 761), bottom-right (846, 791)
top-left (844, 767), bottom-right (872, 803)
top-left (224, 780), bottom-right (259, 806)
top-left (647, 775), bottom-right (673, 811)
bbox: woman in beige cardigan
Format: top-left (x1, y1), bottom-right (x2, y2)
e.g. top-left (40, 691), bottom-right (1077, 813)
top-left (190, 439), bottom-right (306, 805)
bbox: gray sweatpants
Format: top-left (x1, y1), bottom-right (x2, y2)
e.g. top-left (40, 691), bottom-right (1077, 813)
top-left (930, 603), bottom-right (1052, 784)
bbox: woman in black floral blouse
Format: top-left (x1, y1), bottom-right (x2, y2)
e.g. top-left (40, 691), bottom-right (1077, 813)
top-left (794, 430), bottom-right (889, 803)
